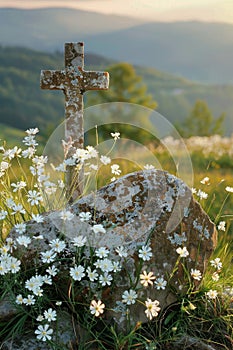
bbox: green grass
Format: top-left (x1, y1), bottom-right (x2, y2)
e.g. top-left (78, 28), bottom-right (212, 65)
top-left (0, 123), bottom-right (25, 148)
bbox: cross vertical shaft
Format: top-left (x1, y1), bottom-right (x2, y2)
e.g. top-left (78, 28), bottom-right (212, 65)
top-left (40, 42), bottom-right (109, 203)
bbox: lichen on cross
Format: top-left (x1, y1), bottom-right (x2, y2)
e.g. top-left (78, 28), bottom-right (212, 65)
top-left (40, 42), bottom-right (109, 202)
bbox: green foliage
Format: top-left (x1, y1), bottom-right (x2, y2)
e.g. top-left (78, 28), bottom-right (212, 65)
top-left (178, 100), bottom-right (225, 137)
top-left (86, 63), bottom-right (158, 143)
top-left (87, 62), bottom-right (157, 109)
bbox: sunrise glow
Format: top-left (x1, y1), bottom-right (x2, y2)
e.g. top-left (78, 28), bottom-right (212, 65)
top-left (0, 0), bottom-right (232, 23)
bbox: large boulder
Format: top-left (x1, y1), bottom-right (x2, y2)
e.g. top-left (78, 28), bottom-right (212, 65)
top-left (5, 169), bottom-right (217, 331)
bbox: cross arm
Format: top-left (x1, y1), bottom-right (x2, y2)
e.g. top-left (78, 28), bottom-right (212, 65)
top-left (82, 70), bottom-right (109, 91)
top-left (40, 70), bottom-right (66, 90)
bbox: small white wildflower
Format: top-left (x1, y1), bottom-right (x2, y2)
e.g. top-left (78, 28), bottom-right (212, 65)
top-left (33, 274), bottom-right (44, 285)
top-left (87, 267), bottom-right (98, 282)
top-left (27, 190), bottom-right (43, 206)
top-left (15, 294), bottom-right (24, 305)
top-left (60, 209), bottom-right (74, 221)
top-left (210, 258), bottom-right (222, 270)
top-left (34, 288), bottom-right (44, 297)
top-left (140, 271), bottom-right (156, 287)
top-left (94, 259), bottom-right (102, 269)
top-left (44, 308), bottom-right (57, 322)
top-left (145, 298), bottom-right (160, 320)
top-left (97, 258), bottom-right (113, 273)
top-left (3, 146), bottom-right (21, 160)
top-left (49, 239), bottom-right (66, 253)
top-left (99, 273), bottom-right (113, 286)
top-left (191, 268), bottom-right (202, 281)
top-left (0, 210), bottom-right (8, 220)
top-left (90, 300), bottom-right (105, 317)
top-left (9, 257), bottom-right (21, 273)
top-left (122, 289), bottom-right (137, 305)
top-left (111, 132), bottom-right (120, 140)
top-left (43, 274), bottom-right (52, 285)
top-left (41, 250), bottom-right (57, 263)
top-left (0, 161), bottom-right (10, 175)
top-left (86, 145), bottom-right (98, 158)
top-left (55, 162), bottom-right (66, 172)
top-left (176, 246), bottom-right (189, 258)
top-left (217, 221), bottom-right (226, 231)
top-left (154, 277), bottom-right (167, 290)
top-left (16, 235), bottom-right (31, 247)
top-left (35, 324), bottom-right (53, 342)
top-left (25, 279), bottom-right (38, 292)
top-left (25, 127), bottom-right (39, 135)
top-left (14, 223), bottom-right (27, 234)
top-left (92, 224), bottom-right (106, 234)
top-left (11, 203), bottom-right (26, 215)
top-left (22, 135), bottom-right (38, 147)
top-left (197, 189), bottom-right (208, 200)
top-left (200, 177), bottom-right (210, 185)
top-left (144, 164), bottom-right (155, 170)
top-left (5, 238), bottom-right (16, 253)
top-left (46, 265), bottom-right (58, 277)
top-left (5, 198), bottom-right (15, 209)
top-left (33, 234), bottom-right (44, 240)
top-left (34, 155), bottom-right (45, 167)
top-left (25, 275), bottom-right (43, 293)
top-left (31, 213), bottom-right (44, 223)
top-left (0, 245), bottom-right (9, 255)
top-left (72, 235), bottom-right (87, 247)
top-left (57, 179), bottom-right (65, 188)
top-left (112, 261), bottom-right (121, 272)
top-left (70, 265), bottom-right (85, 281)
top-left (73, 148), bottom-right (89, 162)
top-left (11, 181), bottom-right (27, 192)
top-left (88, 164), bottom-right (98, 171)
top-left (111, 164), bottom-right (121, 175)
top-left (23, 294), bottom-right (36, 305)
top-left (138, 245), bottom-right (152, 261)
top-left (95, 247), bottom-right (109, 259)
top-left (100, 155), bottom-right (111, 165)
top-left (64, 157), bottom-right (76, 166)
top-left (115, 246), bottom-right (128, 258)
top-left (212, 272), bottom-right (220, 281)
top-left (79, 211), bottom-right (92, 222)
top-left (0, 261), bottom-right (8, 275)
top-left (225, 186), bottom-right (233, 193)
top-left (22, 147), bottom-right (36, 159)
top-left (206, 289), bottom-right (218, 299)
top-left (36, 315), bottom-right (44, 322)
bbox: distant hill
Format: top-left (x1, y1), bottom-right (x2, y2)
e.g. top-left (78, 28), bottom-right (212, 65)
top-left (85, 21), bottom-right (233, 84)
top-left (0, 7), bottom-right (144, 51)
top-left (0, 46), bottom-right (232, 137)
top-left (0, 8), bottom-right (233, 83)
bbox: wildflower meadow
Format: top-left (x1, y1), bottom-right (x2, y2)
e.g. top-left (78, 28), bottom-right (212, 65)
top-left (0, 127), bottom-right (232, 349)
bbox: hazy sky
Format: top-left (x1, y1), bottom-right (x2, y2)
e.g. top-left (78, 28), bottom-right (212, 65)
top-left (0, 0), bottom-right (232, 23)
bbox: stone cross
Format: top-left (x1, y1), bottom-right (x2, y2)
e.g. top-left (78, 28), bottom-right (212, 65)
top-left (40, 42), bottom-right (109, 202)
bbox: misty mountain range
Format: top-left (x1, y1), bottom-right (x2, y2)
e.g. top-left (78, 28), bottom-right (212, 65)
top-left (1, 7), bottom-right (233, 84)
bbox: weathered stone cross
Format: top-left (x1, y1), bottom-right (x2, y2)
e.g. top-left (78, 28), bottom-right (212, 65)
top-left (40, 42), bottom-right (109, 202)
